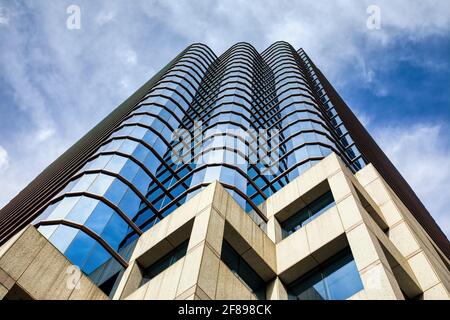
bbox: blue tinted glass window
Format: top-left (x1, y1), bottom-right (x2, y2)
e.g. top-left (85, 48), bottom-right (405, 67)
top-left (288, 249), bottom-right (363, 300)
top-left (281, 190), bottom-right (335, 238)
top-left (117, 189), bottom-right (141, 218)
top-left (72, 174), bottom-right (97, 192)
top-left (84, 201), bottom-right (115, 234)
top-left (87, 155), bottom-right (112, 170)
top-left (132, 169), bottom-right (151, 194)
top-left (101, 213), bottom-right (129, 253)
top-left (64, 229), bottom-right (97, 268)
top-left (104, 179), bottom-right (128, 204)
top-left (83, 242), bottom-right (114, 275)
top-left (65, 196), bottom-right (100, 224)
top-left (132, 144), bottom-right (149, 162)
top-left (105, 155), bottom-right (127, 173)
top-left (119, 160), bottom-right (140, 181)
top-left (118, 139), bottom-right (138, 154)
top-left (48, 225), bottom-right (79, 253)
top-left (88, 174), bottom-right (115, 196)
top-left (47, 197), bottom-right (80, 220)
top-left (140, 240), bottom-right (188, 286)
top-left (37, 225), bottom-right (57, 239)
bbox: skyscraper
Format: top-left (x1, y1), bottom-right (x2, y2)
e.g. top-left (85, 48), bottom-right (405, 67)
top-left (0, 42), bottom-right (448, 300)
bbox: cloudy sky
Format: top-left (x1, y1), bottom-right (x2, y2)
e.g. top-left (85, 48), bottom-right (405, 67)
top-left (0, 0), bottom-right (449, 238)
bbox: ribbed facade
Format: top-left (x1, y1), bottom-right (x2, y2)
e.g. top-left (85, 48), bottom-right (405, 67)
top-left (0, 42), bottom-right (448, 294)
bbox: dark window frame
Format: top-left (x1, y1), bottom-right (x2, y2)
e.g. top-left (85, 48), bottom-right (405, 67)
top-left (280, 190), bottom-right (335, 239)
top-left (140, 240), bottom-right (189, 287)
top-left (287, 248), bottom-right (364, 300)
top-left (220, 240), bottom-right (266, 300)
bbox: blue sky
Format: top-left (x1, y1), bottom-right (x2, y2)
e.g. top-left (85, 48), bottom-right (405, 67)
top-left (0, 0), bottom-right (449, 238)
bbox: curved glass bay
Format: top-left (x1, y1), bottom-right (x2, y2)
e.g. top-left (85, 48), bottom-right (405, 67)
top-left (32, 42), bottom-right (367, 293)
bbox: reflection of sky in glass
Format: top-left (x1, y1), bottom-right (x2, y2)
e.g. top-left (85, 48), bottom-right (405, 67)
top-left (288, 250), bottom-right (363, 300)
top-left (32, 43), bottom-right (371, 294)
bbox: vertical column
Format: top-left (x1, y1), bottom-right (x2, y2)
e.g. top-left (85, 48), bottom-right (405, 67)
top-left (356, 164), bottom-right (450, 299)
top-left (176, 183), bottom-right (225, 300)
top-left (330, 169), bottom-right (404, 299)
top-left (175, 188), bottom-right (226, 299)
top-left (266, 278), bottom-right (288, 300)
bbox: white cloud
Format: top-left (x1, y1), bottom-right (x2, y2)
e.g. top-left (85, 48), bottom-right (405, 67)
top-left (116, 48), bottom-right (138, 67)
top-left (36, 126), bottom-right (56, 142)
top-left (0, 7), bottom-right (9, 25)
top-left (0, 146), bottom-right (9, 172)
top-left (374, 123), bottom-right (450, 239)
top-left (95, 10), bottom-right (116, 26)
top-left (353, 110), bottom-right (372, 128)
top-left (136, 0), bottom-right (450, 66)
top-left (0, 0), bottom-right (448, 244)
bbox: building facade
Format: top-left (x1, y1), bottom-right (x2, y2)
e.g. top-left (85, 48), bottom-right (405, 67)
top-left (0, 42), bottom-right (449, 300)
